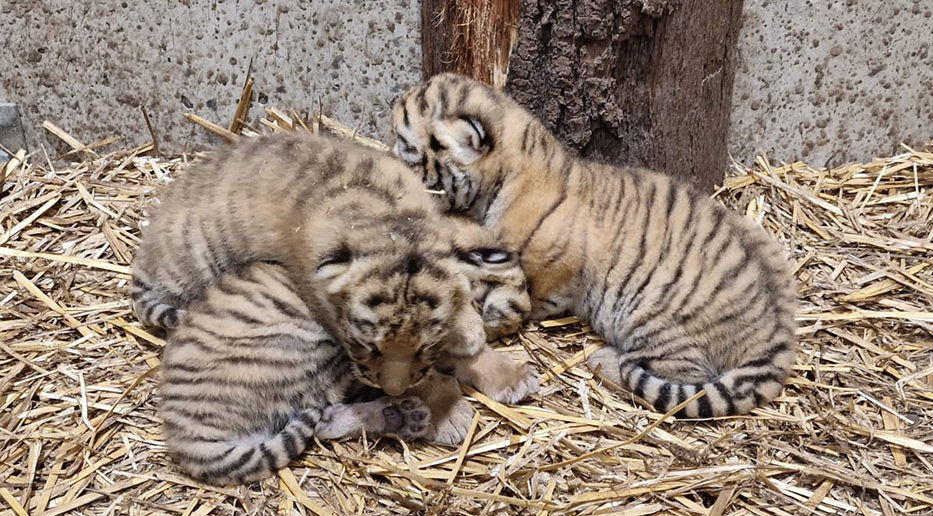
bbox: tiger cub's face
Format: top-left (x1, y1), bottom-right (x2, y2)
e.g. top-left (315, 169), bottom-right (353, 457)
top-left (390, 78), bottom-right (496, 212)
top-left (301, 218), bottom-right (484, 397)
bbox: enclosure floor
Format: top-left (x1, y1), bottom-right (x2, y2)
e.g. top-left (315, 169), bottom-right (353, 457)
top-left (1, 123), bottom-right (931, 515)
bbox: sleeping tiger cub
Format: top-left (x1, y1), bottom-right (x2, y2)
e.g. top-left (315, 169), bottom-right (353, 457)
top-left (161, 262), bottom-right (433, 485)
top-left (132, 132), bottom-right (538, 446)
top-left (391, 73), bottom-right (797, 418)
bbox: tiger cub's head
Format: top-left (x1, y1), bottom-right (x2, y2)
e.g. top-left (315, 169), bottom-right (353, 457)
top-left (296, 212), bottom-right (485, 396)
top-left (390, 73), bottom-right (509, 214)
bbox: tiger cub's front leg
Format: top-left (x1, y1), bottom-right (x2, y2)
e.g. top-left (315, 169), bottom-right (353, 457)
top-left (447, 216), bottom-right (532, 342)
top-left (444, 217), bottom-right (539, 403)
top-left (438, 344), bottom-right (539, 405)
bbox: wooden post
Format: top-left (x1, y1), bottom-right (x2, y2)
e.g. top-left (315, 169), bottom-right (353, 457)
top-left (421, 0), bottom-right (520, 88)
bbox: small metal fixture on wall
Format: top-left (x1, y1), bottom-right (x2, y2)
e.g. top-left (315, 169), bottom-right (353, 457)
top-left (0, 103), bottom-right (27, 162)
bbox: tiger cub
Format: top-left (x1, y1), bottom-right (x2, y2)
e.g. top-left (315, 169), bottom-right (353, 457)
top-left (390, 73), bottom-right (797, 418)
top-left (133, 132), bottom-right (537, 441)
top-left (161, 262), bottom-right (432, 485)
top-left (132, 132), bottom-right (532, 396)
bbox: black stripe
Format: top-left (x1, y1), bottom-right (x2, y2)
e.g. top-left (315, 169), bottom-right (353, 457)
top-left (615, 181), bottom-right (657, 299)
top-left (401, 104), bottom-right (411, 128)
top-left (198, 219), bottom-right (223, 277)
top-left (633, 369), bottom-right (650, 398)
top-left (521, 123), bottom-right (533, 153)
top-left (298, 410), bottom-right (320, 427)
top-left (319, 149), bottom-right (348, 182)
top-left (506, 299), bottom-right (526, 317)
top-left (282, 431), bottom-right (299, 458)
top-left (415, 84), bottom-right (428, 113)
top-left (623, 184), bottom-right (678, 310)
top-left (438, 83), bottom-right (449, 112)
top-left (168, 331), bottom-right (222, 353)
top-left (654, 382), bottom-right (672, 411)
top-left (173, 445), bottom-right (235, 465)
top-left (673, 384), bottom-right (688, 418)
top-left (259, 443), bottom-right (279, 469)
top-left (130, 275), bottom-right (152, 291)
top-left (481, 175), bottom-right (504, 222)
top-left (141, 298), bottom-right (161, 324)
top-left (210, 447), bottom-right (256, 477)
top-left (731, 371), bottom-right (785, 389)
top-left (712, 381), bottom-right (736, 415)
top-left (267, 295), bottom-right (307, 321)
top-left (668, 210), bottom-right (726, 316)
top-left (675, 247), bottom-right (752, 324)
top-left (696, 388), bottom-right (713, 418)
top-left (518, 192), bottom-right (567, 253)
top-left (590, 173), bottom-right (644, 320)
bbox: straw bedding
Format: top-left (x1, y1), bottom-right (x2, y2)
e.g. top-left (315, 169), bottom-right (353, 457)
top-left (0, 110), bottom-right (931, 515)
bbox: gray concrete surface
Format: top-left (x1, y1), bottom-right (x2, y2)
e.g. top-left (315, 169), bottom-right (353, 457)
top-left (0, 0), bottom-right (421, 155)
top-left (730, 0), bottom-right (933, 167)
top-left (1, 0), bottom-right (930, 165)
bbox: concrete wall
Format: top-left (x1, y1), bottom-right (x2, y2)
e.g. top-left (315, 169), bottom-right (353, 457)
top-left (0, 0), bottom-right (421, 155)
top-left (2, 0), bottom-right (930, 165)
top-left (730, 0), bottom-right (933, 167)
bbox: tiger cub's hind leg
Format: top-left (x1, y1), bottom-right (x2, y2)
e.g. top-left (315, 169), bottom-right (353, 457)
top-left (587, 347), bottom-right (625, 385)
top-left (314, 396), bottom-right (431, 440)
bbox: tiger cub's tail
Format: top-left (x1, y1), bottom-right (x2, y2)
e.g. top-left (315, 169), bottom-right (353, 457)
top-left (129, 271), bottom-right (185, 329)
top-left (165, 408), bottom-right (320, 486)
top-left (591, 340), bottom-right (795, 418)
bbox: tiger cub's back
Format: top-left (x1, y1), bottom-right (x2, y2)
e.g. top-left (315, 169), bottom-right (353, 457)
top-left (160, 262), bottom-right (351, 485)
top-left (131, 132), bottom-right (433, 329)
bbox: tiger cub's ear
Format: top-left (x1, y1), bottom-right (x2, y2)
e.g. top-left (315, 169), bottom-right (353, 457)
top-left (433, 116), bottom-right (490, 165)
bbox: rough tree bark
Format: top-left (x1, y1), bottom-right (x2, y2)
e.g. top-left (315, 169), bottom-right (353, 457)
top-left (422, 0), bottom-right (744, 192)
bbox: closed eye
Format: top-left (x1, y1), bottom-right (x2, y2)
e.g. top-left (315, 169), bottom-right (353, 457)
top-left (317, 245), bottom-right (352, 270)
top-left (365, 293), bottom-right (391, 308)
top-left (397, 135), bottom-right (417, 154)
top-left (394, 135), bottom-right (422, 166)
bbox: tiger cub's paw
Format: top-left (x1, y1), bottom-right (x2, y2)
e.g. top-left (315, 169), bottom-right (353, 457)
top-left (480, 283), bottom-right (531, 341)
top-left (441, 344), bottom-right (540, 404)
top-left (406, 370), bottom-right (476, 445)
top-left (474, 360), bottom-right (539, 405)
top-left (315, 396), bottom-right (431, 441)
top-left (428, 395), bottom-right (475, 446)
top-left (382, 396), bottom-right (432, 440)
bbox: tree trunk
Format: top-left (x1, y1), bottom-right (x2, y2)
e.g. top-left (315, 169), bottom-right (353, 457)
top-left (423, 0), bottom-right (744, 192)
top-left (506, 0), bottom-right (743, 192)
top-left (421, 0), bottom-right (520, 89)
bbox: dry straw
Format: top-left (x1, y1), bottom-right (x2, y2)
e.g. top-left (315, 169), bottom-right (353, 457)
top-left (1, 97), bottom-right (931, 514)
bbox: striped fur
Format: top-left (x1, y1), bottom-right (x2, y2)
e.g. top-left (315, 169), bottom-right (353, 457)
top-left (132, 132), bottom-right (531, 397)
top-left (161, 262), bottom-right (431, 485)
top-left (135, 132), bottom-right (539, 456)
top-left (390, 73), bottom-right (797, 418)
